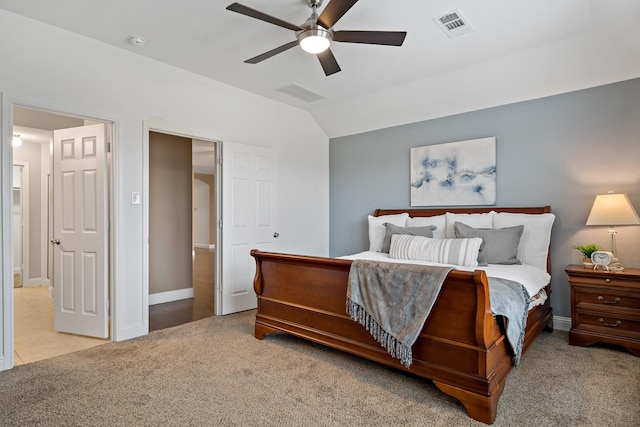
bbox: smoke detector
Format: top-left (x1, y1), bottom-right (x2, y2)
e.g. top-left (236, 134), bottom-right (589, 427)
top-left (433, 9), bottom-right (474, 39)
top-left (128, 35), bottom-right (146, 46)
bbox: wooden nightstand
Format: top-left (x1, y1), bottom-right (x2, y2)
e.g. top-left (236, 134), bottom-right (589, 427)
top-left (565, 264), bottom-right (640, 356)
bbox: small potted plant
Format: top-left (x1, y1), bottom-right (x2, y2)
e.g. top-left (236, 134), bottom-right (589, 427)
top-left (572, 243), bottom-right (602, 267)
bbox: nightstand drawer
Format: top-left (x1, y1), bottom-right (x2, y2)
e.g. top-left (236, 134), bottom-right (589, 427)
top-left (573, 288), bottom-right (640, 310)
top-left (569, 274), bottom-right (637, 290)
top-left (575, 312), bottom-right (640, 335)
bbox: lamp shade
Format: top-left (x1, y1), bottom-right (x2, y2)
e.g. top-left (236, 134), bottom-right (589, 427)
top-left (586, 193), bottom-right (640, 226)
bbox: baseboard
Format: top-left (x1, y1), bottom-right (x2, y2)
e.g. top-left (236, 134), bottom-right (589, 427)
top-left (24, 277), bottom-right (43, 288)
top-left (149, 287), bottom-right (194, 306)
top-left (553, 315), bottom-right (571, 332)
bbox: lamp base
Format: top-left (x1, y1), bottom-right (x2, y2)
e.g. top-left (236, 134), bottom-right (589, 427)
top-left (594, 257), bottom-right (625, 272)
top-left (608, 263), bottom-right (625, 272)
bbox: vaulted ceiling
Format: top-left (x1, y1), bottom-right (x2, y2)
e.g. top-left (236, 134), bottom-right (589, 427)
top-left (1, 0), bottom-right (639, 137)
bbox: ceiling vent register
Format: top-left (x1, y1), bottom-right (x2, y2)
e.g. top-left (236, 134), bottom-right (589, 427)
top-left (276, 84), bottom-right (326, 103)
top-left (433, 9), bottom-right (474, 38)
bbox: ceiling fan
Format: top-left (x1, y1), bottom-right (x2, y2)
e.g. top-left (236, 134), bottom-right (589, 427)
top-left (226, 0), bottom-right (407, 76)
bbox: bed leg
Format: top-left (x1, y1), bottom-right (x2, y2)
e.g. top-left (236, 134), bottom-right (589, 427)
top-left (543, 306), bottom-right (554, 332)
top-left (433, 381), bottom-right (503, 425)
top-left (255, 322), bottom-right (278, 340)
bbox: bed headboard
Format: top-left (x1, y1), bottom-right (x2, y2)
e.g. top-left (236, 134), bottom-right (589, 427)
top-left (374, 206), bottom-right (551, 217)
top-left (373, 206), bottom-right (553, 273)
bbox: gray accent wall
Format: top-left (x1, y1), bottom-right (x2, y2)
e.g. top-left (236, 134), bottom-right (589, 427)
top-left (330, 78), bottom-right (640, 318)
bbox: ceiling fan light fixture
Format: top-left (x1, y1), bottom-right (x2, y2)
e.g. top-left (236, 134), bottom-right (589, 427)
top-left (298, 28), bottom-right (331, 54)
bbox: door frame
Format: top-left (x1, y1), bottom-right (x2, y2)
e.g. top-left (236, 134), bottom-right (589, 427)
top-left (143, 122), bottom-right (222, 318)
top-left (0, 94), bottom-right (116, 370)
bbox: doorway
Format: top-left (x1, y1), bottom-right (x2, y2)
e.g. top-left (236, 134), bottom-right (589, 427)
top-left (11, 105), bottom-right (111, 365)
top-left (12, 163), bottom-right (26, 289)
top-left (147, 131), bottom-right (218, 331)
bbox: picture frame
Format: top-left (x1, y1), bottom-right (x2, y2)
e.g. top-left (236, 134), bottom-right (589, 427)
top-left (410, 137), bottom-right (496, 206)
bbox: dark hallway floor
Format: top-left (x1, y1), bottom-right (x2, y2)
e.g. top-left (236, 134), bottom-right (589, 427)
top-left (149, 248), bottom-right (215, 332)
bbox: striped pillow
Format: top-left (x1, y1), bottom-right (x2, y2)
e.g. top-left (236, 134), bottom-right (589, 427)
top-left (389, 234), bottom-right (483, 268)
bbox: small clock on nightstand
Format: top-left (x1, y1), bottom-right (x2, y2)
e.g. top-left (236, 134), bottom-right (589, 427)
top-left (565, 264), bottom-right (640, 357)
top-left (590, 251), bottom-right (618, 271)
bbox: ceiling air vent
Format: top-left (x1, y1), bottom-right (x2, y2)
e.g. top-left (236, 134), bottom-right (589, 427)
top-left (276, 84), bottom-right (326, 103)
top-left (433, 9), bottom-right (474, 39)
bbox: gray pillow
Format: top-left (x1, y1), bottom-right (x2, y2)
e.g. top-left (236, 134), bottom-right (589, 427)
top-left (380, 223), bottom-right (436, 253)
top-left (453, 222), bottom-right (524, 265)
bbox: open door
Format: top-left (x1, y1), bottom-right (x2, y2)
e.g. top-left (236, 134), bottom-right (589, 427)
top-left (221, 142), bottom-right (277, 315)
top-left (51, 123), bottom-right (108, 338)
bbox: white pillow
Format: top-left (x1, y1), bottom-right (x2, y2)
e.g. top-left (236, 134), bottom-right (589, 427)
top-left (406, 214), bottom-right (446, 239)
top-left (444, 211), bottom-right (496, 238)
top-left (368, 213), bottom-right (409, 252)
top-left (389, 234), bottom-right (483, 268)
top-left (493, 212), bottom-right (555, 270)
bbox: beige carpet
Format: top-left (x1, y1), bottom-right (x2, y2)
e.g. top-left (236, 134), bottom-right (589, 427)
top-left (0, 310), bottom-right (638, 426)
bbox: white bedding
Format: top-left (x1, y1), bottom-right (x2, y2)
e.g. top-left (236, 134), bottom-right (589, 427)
top-left (341, 251), bottom-right (550, 298)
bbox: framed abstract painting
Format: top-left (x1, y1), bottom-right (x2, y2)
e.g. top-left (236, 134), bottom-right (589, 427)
top-left (410, 137), bottom-right (496, 206)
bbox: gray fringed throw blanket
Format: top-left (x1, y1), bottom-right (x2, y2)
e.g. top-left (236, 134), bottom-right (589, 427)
top-left (346, 260), bottom-right (453, 368)
top-left (487, 277), bottom-right (530, 366)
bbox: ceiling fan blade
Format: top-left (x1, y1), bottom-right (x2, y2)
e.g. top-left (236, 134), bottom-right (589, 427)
top-left (333, 30), bottom-right (407, 46)
top-left (226, 3), bottom-right (302, 31)
top-left (317, 0), bottom-right (359, 29)
top-left (317, 48), bottom-right (341, 76)
top-left (244, 40), bottom-right (299, 64)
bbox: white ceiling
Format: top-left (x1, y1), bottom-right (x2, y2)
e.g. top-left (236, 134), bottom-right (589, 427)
top-left (1, 0), bottom-right (639, 138)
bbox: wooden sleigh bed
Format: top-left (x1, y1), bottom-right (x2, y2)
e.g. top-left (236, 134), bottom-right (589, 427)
top-left (250, 207), bottom-right (554, 424)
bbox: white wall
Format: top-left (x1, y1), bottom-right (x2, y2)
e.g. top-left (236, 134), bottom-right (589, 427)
top-left (311, 27), bottom-right (640, 138)
top-left (12, 140), bottom-right (41, 284)
top-left (0, 8), bottom-right (330, 357)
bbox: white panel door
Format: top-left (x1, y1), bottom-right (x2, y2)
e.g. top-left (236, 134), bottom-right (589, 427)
top-left (221, 142), bottom-right (277, 315)
top-left (52, 124), bottom-right (108, 338)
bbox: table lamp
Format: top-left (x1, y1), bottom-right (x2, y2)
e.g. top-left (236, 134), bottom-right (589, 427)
top-left (586, 192), bottom-right (640, 271)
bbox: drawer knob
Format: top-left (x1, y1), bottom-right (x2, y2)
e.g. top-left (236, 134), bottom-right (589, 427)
top-left (598, 318), bottom-right (622, 327)
top-left (597, 296), bottom-right (621, 304)
top-left (605, 278), bottom-right (611, 283)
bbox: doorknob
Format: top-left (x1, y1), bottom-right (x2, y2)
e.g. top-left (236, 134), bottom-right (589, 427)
top-left (50, 238), bottom-right (61, 245)
top-left (273, 232), bottom-right (279, 238)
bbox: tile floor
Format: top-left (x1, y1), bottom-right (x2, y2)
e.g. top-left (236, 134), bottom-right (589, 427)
top-left (13, 286), bottom-right (109, 366)
top-left (13, 248), bottom-right (215, 365)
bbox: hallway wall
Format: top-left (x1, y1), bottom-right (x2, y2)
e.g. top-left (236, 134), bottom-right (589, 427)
top-left (149, 132), bottom-right (193, 294)
top-left (12, 140), bottom-right (42, 284)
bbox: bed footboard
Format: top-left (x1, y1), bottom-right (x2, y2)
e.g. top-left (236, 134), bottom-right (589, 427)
top-left (250, 249), bottom-right (549, 424)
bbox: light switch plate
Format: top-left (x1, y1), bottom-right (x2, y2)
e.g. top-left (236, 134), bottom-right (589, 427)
top-left (131, 192), bottom-right (141, 205)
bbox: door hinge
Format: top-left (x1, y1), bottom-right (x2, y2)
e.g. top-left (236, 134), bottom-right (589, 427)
top-left (105, 142), bottom-right (111, 153)
top-left (219, 219), bottom-right (223, 229)
top-left (217, 156), bottom-right (222, 165)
